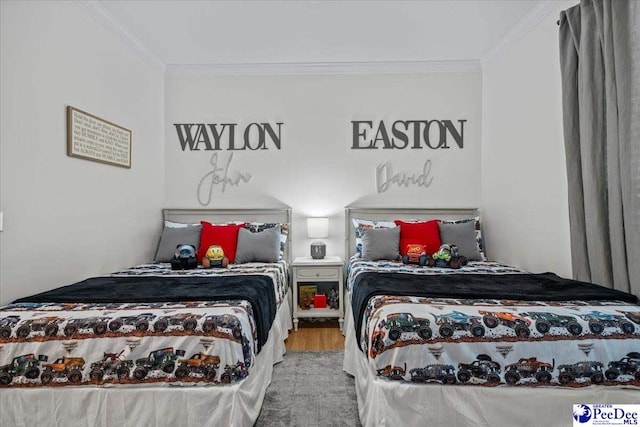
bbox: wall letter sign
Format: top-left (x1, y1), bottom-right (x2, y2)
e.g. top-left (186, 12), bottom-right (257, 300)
top-left (351, 119), bottom-right (466, 150)
top-left (174, 122), bottom-right (283, 151)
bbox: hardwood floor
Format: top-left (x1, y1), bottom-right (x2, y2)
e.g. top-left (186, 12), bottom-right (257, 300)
top-left (285, 319), bottom-right (345, 351)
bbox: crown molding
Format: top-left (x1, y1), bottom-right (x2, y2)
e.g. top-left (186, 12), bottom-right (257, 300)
top-left (165, 60), bottom-right (481, 76)
top-left (78, 0), bottom-right (560, 76)
top-left (481, 1), bottom-right (567, 67)
top-left (76, 0), bottom-right (165, 72)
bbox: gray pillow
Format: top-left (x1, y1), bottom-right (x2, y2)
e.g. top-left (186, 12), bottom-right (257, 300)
top-left (155, 225), bottom-right (202, 262)
top-left (438, 220), bottom-right (482, 261)
top-left (361, 227), bottom-right (400, 261)
top-left (235, 225), bottom-right (280, 263)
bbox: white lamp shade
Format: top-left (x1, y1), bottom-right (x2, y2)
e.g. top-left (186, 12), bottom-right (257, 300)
top-left (307, 217), bottom-right (329, 239)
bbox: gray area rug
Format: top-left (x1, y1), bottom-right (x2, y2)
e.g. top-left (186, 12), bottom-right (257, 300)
top-left (255, 350), bottom-right (361, 427)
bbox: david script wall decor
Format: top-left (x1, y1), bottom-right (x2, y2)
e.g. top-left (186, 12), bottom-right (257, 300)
top-left (376, 159), bottom-right (434, 193)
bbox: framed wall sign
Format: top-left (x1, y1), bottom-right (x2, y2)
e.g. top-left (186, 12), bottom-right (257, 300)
top-left (66, 106), bottom-right (131, 168)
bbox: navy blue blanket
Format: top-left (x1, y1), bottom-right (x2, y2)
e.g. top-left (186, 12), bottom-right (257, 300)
top-left (351, 272), bottom-right (639, 350)
top-left (14, 275), bottom-right (276, 352)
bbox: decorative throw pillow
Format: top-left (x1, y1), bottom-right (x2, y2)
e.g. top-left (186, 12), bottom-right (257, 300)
top-left (352, 218), bottom-right (397, 255)
top-left (245, 222), bottom-right (289, 259)
top-left (155, 225), bottom-right (202, 262)
top-left (198, 222), bottom-right (245, 264)
top-left (394, 220), bottom-right (441, 256)
top-left (438, 220), bottom-right (483, 261)
top-left (438, 217), bottom-right (486, 261)
top-left (235, 226), bottom-right (281, 263)
top-left (360, 227), bottom-right (400, 261)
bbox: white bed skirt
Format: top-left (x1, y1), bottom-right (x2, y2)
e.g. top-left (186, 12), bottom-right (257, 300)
top-left (343, 298), bottom-right (640, 427)
top-left (1, 297), bottom-right (292, 427)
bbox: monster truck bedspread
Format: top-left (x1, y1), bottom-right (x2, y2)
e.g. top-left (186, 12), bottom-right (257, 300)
top-left (0, 261), bottom-right (287, 389)
top-left (349, 259), bottom-right (640, 388)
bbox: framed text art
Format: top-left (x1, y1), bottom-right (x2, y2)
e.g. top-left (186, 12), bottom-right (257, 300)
top-left (66, 106), bottom-right (131, 168)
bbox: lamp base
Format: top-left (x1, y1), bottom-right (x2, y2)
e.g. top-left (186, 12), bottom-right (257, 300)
top-left (310, 241), bottom-right (326, 259)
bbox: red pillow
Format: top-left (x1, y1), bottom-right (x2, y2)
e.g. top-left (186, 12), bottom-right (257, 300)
top-left (394, 220), bottom-right (441, 256)
top-left (198, 222), bottom-right (245, 264)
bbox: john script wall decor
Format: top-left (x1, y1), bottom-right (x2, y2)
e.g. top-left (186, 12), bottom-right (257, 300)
top-left (67, 106), bottom-right (132, 168)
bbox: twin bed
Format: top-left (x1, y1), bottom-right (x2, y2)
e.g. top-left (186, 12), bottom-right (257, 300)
top-left (342, 207), bottom-right (640, 427)
top-left (0, 208), bottom-right (292, 427)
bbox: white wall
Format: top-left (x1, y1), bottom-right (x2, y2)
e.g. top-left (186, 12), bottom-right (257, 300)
top-left (165, 73), bottom-right (482, 259)
top-left (0, 0), bottom-right (576, 306)
top-left (481, 2), bottom-right (576, 276)
top-left (0, 1), bottom-right (165, 304)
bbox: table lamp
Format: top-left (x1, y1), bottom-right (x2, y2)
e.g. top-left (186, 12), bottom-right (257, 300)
top-left (307, 217), bottom-right (329, 259)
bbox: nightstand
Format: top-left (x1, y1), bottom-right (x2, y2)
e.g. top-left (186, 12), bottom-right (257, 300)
top-left (291, 256), bottom-right (344, 331)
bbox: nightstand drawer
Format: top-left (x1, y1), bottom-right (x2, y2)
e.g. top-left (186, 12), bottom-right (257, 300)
top-left (296, 267), bottom-right (340, 280)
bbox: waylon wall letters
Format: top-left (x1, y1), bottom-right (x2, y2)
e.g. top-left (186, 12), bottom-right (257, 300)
top-left (174, 122), bottom-right (283, 151)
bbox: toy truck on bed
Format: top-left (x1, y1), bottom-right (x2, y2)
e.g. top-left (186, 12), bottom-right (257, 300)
top-left (427, 244), bottom-right (468, 269)
top-left (402, 244), bottom-right (428, 266)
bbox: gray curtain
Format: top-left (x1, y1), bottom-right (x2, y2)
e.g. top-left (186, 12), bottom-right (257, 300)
top-left (559, 0), bottom-right (640, 295)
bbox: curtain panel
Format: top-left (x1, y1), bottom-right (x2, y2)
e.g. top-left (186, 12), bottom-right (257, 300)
top-left (559, 0), bottom-right (640, 295)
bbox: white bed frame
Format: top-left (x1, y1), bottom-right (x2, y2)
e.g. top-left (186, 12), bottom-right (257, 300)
top-left (342, 207), bottom-right (639, 427)
top-left (1, 207), bottom-right (293, 427)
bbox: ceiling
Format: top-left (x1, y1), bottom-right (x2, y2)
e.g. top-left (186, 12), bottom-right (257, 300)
top-left (95, 0), bottom-right (547, 72)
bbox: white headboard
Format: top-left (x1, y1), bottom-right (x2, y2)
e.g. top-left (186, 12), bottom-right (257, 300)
top-left (344, 206), bottom-right (479, 259)
top-left (162, 208), bottom-right (293, 262)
